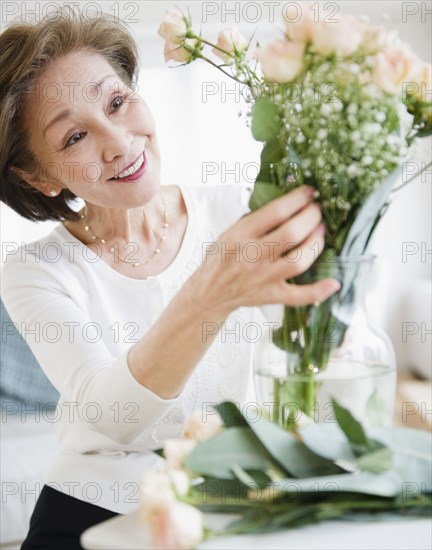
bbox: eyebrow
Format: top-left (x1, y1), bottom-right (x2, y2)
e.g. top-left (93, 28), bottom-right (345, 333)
top-left (42, 74), bottom-right (118, 138)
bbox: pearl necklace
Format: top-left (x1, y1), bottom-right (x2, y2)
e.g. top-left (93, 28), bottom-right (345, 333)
top-left (79, 192), bottom-right (169, 267)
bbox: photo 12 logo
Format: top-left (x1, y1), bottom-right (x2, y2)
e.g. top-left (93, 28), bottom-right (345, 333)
top-left (1, 2), bottom-right (140, 25)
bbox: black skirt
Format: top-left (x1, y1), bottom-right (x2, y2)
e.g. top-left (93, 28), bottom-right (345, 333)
top-left (21, 485), bottom-right (119, 549)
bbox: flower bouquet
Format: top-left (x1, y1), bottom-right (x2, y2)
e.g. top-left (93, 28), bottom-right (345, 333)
top-left (139, 403), bottom-right (432, 548)
top-left (158, 7), bottom-right (431, 427)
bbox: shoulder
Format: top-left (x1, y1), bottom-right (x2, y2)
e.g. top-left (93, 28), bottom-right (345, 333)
top-left (1, 224), bottom-right (73, 291)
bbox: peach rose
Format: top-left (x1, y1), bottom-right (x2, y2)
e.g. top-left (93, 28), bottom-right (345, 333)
top-left (163, 438), bottom-right (196, 469)
top-left (183, 410), bottom-right (223, 442)
top-left (373, 44), bottom-right (419, 95)
top-left (158, 8), bottom-right (189, 44)
top-left (149, 501), bottom-right (204, 550)
top-left (361, 25), bottom-right (390, 54)
top-left (213, 28), bottom-right (248, 63)
top-left (139, 471), bottom-right (176, 523)
top-left (256, 40), bottom-right (305, 82)
top-left (407, 61), bottom-right (432, 102)
top-left (285, 7), bottom-right (316, 43)
top-left (311, 15), bottom-right (363, 57)
top-left (163, 38), bottom-right (198, 63)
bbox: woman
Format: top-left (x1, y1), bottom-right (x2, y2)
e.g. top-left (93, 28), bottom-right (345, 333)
top-left (0, 7), bottom-right (340, 549)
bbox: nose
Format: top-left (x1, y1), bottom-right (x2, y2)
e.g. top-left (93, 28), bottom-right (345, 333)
top-left (100, 122), bottom-right (133, 164)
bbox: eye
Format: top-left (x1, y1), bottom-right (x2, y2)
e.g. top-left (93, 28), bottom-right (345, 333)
top-left (110, 95), bottom-right (125, 112)
top-left (65, 131), bottom-right (86, 148)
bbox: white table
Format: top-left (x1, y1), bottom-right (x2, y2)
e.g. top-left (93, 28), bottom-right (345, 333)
top-left (81, 511), bottom-right (432, 550)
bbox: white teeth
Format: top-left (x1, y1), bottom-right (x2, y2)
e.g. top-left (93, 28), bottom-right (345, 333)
top-left (113, 154), bottom-right (144, 179)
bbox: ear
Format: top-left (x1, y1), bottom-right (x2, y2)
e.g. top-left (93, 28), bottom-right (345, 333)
top-left (10, 166), bottom-right (62, 197)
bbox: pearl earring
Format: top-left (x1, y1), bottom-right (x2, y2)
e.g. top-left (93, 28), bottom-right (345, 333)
top-left (49, 190), bottom-right (59, 197)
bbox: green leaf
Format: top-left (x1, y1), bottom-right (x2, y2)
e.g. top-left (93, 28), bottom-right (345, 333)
top-left (261, 138), bottom-right (285, 165)
top-left (300, 422), bottom-right (357, 463)
top-left (251, 97), bottom-right (281, 142)
top-left (332, 399), bottom-right (380, 454)
top-left (231, 464), bottom-right (258, 486)
top-left (191, 478), bottom-right (250, 504)
top-left (356, 447), bottom-right (393, 473)
top-left (246, 414), bottom-right (342, 478)
top-left (286, 146), bottom-right (302, 165)
top-left (249, 181), bottom-right (284, 211)
top-left (369, 427), bottom-right (432, 489)
top-left (185, 427), bottom-right (278, 479)
top-left (366, 389), bottom-right (389, 427)
top-left (216, 402), bottom-right (248, 428)
top-left (272, 470), bottom-right (404, 498)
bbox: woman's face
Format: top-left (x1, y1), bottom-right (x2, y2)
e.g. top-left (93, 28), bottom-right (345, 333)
top-left (24, 50), bottom-right (161, 208)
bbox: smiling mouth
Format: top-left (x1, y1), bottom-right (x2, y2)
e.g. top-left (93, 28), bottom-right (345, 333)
top-left (109, 152), bottom-right (145, 180)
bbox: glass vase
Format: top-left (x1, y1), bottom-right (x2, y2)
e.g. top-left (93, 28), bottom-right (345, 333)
top-left (254, 255), bottom-right (397, 430)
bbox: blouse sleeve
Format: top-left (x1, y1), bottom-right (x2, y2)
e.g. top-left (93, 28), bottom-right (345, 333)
top-left (1, 255), bottom-right (182, 445)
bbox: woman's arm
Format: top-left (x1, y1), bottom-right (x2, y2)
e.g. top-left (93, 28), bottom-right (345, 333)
top-left (128, 186), bottom-right (340, 398)
top-left (1, 186), bottom-right (338, 444)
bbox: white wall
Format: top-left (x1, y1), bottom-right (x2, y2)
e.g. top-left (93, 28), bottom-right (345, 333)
top-left (1, 1), bottom-right (431, 374)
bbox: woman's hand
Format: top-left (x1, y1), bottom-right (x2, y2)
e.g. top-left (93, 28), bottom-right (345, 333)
top-left (128, 185), bottom-right (341, 399)
top-left (189, 185), bottom-right (341, 317)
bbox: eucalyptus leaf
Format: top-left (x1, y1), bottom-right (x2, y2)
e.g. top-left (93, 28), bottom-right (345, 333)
top-left (287, 146), bottom-right (302, 165)
top-left (245, 413), bottom-right (342, 478)
top-left (300, 422), bottom-right (357, 462)
top-left (356, 447), bottom-right (393, 473)
top-left (231, 464), bottom-right (257, 486)
top-left (185, 427), bottom-right (278, 479)
top-left (369, 427), bottom-right (432, 489)
top-left (260, 138), bottom-right (285, 164)
top-left (251, 97), bottom-right (281, 142)
top-left (272, 470), bottom-right (404, 498)
top-left (249, 181), bottom-right (284, 210)
top-left (216, 402), bottom-right (248, 428)
top-left (365, 389), bottom-right (389, 428)
top-left (332, 399), bottom-right (381, 455)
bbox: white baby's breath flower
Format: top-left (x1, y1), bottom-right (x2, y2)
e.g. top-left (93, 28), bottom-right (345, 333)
top-left (361, 155), bottom-right (374, 166)
top-left (363, 122), bottom-right (382, 135)
top-left (347, 164), bottom-right (360, 177)
top-left (386, 134), bottom-right (400, 146)
top-left (296, 133), bottom-right (306, 143)
top-left (349, 64), bottom-right (361, 74)
top-left (320, 104), bottom-right (332, 115)
top-left (317, 128), bottom-right (328, 140)
top-left (374, 111), bottom-right (386, 122)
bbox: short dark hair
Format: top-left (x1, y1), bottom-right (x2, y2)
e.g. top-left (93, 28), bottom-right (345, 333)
top-left (0, 7), bottom-right (139, 222)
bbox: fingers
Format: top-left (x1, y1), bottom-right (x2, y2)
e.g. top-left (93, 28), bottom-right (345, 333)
top-left (266, 202), bottom-right (322, 257)
top-left (271, 223), bottom-right (325, 280)
top-left (283, 278), bottom-right (341, 307)
top-left (237, 186), bottom-right (316, 238)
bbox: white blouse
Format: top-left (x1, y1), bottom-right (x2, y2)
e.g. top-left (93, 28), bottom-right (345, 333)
top-left (1, 184), bottom-right (266, 514)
